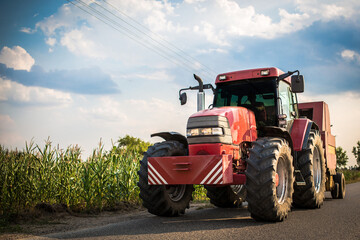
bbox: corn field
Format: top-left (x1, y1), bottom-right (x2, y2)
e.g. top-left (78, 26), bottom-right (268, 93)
top-left (0, 140), bottom-right (208, 219)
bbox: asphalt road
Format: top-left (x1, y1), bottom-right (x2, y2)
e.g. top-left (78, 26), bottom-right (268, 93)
top-left (34, 182), bottom-right (360, 240)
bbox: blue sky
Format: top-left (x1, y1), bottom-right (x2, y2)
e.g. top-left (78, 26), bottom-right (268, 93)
top-left (0, 0), bottom-right (359, 166)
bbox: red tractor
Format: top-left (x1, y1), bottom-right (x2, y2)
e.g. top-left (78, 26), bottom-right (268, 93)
top-left (137, 67), bottom-right (346, 221)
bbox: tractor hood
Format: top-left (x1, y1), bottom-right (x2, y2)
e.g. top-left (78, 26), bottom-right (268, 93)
top-left (187, 107), bottom-right (257, 145)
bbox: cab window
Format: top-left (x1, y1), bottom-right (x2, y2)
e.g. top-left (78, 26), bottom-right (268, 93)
top-left (278, 81), bottom-right (295, 121)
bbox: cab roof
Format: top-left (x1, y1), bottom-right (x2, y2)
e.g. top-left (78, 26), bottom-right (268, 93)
top-left (215, 67), bottom-right (291, 85)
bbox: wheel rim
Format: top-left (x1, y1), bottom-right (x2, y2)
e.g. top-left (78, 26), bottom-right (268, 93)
top-left (313, 146), bottom-right (321, 193)
top-left (276, 157), bottom-right (288, 204)
top-left (165, 185), bottom-right (186, 202)
top-left (230, 185), bottom-right (244, 195)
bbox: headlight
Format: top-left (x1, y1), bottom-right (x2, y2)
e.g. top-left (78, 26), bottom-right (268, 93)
top-left (187, 127), bottom-right (223, 137)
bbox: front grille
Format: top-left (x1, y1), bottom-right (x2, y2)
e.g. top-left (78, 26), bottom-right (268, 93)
top-left (186, 116), bottom-right (232, 144)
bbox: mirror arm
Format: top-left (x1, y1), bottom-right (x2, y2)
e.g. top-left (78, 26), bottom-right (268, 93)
top-left (278, 70), bottom-right (299, 81)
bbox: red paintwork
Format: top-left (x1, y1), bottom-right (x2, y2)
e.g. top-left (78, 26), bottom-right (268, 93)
top-left (275, 173), bottom-right (279, 187)
top-left (189, 107), bottom-right (257, 145)
top-left (148, 155), bottom-right (233, 185)
top-left (215, 67), bottom-right (291, 85)
top-left (189, 143), bottom-right (240, 160)
top-left (232, 173), bottom-right (246, 185)
top-left (291, 118), bottom-right (311, 151)
top-left (298, 101), bottom-right (336, 171)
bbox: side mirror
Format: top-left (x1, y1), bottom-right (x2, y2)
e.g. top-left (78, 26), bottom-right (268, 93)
top-left (180, 92), bottom-right (187, 105)
top-left (291, 75), bottom-right (304, 93)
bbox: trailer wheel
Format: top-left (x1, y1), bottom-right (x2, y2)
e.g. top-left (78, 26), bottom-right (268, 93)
top-left (331, 183), bottom-right (339, 199)
top-left (293, 131), bottom-right (326, 208)
top-left (137, 141), bottom-right (194, 216)
top-left (333, 172), bottom-right (346, 199)
top-left (205, 185), bottom-right (245, 208)
top-left (245, 137), bottom-right (294, 222)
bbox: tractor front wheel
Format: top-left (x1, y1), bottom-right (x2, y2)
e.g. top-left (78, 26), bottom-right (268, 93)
top-left (137, 141), bottom-right (194, 216)
top-left (245, 137), bottom-right (294, 222)
top-left (205, 185), bottom-right (245, 208)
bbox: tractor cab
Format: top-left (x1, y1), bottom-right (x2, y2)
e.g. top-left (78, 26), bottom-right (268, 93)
top-left (213, 67), bottom-right (304, 131)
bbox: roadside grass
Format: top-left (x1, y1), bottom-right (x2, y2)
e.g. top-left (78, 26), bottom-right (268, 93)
top-left (340, 169), bottom-right (360, 184)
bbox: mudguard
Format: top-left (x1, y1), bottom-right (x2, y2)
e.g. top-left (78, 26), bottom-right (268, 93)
top-left (291, 119), bottom-right (318, 151)
top-left (151, 132), bottom-right (188, 147)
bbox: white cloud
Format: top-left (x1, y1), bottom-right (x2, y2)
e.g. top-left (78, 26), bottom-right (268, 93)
top-left (185, 0), bottom-right (206, 3)
top-left (0, 46), bottom-right (35, 71)
top-left (60, 28), bottom-right (106, 59)
top-left (46, 37), bottom-right (57, 46)
top-left (341, 49), bottom-right (360, 64)
top-left (194, 21), bottom-right (230, 46)
top-left (20, 27), bottom-right (36, 34)
top-left (295, 0), bottom-right (357, 21)
top-left (0, 114), bottom-right (24, 147)
top-left (79, 97), bottom-right (128, 122)
top-left (35, 4), bottom-right (75, 36)
top-left (120, 70), bottom-right (175, 82)
top-left (0, 77), bottom-right (72, 105)
top-left (0, 114), bottom-right (15, 128)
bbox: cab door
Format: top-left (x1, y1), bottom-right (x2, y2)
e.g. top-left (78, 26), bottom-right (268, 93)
top-left (278, 80), bottom-right (297, 129)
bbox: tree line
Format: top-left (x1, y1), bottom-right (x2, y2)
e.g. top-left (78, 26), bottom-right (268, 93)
top-left (336, 141), bottom-right (360, 169)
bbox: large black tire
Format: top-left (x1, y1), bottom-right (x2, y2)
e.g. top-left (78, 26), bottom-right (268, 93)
top-left (245, 137), bottom-right (294, 222)
top-left (333, 172), bottom-right (346, 199)
top-left (331, 183), bottom-right (339, 199)
top-left (137, 141), bottom-right (194, 216)
top-left (205, 185), bottom-right (246, 208)
top-left (293, 131), bottom-right (326, 208)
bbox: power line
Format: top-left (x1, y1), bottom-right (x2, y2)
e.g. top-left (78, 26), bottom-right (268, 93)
top-left (67, 0), bottom-right (196, 75)
top-left (85, 0), bottom-right (216, 80)
top-left (100, 0), bottom-right (218, 77)
top-left (66, 0), bottom-right (218, 80)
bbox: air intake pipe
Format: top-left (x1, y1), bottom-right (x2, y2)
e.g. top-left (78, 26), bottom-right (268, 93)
top-left (194, 74), bottom-right (205, 111)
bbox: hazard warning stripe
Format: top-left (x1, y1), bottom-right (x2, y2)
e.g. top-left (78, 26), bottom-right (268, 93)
top-left (148, 162), bottom-right (168, 185)
top-left (200, 159), bottom-right (223, 185)
top-left (206, 165), bottom-right (223, 184)
top-left (148, 170), bottom-right (160, 185)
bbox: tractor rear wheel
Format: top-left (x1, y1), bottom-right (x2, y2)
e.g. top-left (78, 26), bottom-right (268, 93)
top-left (205, 185), bottom-right (245, 208)
top-left (245, 137), bottom-right (294, 222)
top-left (333, 172), bottom-right (346, 199)
top-left (137, 141), bottom-right (194, 216)
top-left (293, 131), bottom-right (326, 208)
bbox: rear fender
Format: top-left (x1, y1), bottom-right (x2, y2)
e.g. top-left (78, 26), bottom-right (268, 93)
top-left (151, 132), bottom-right (188, 148)
top-left (291, 119), bottom-right (318, 151)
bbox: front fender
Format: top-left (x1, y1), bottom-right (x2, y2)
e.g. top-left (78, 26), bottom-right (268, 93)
top-left (151, 132), bottom-right (188, 147)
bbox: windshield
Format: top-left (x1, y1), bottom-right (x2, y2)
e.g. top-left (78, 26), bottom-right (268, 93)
top-left (213, 78), bottom-right (277, 127)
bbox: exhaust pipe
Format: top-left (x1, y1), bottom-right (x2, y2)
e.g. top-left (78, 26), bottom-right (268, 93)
top-left (194, 74), bottom-right (205, 111)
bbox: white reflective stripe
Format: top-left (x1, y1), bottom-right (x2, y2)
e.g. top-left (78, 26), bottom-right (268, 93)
top-left (200, 159), bottom-right (223, 185)
top-left (213, 173), bottom-right (223, 185)
top-left (148, 170), bottom-right (161, 185)
top-left (148, 164), bottom-right (163, 184)
top-left (148, 162), bottom-right (168, 185)
top-left (207, 166), bottom-right (222, 184)
top-left (148, 175), bottom-right (156, 185)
